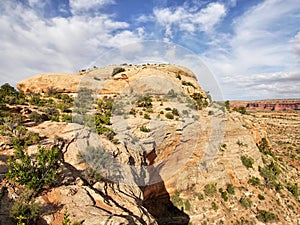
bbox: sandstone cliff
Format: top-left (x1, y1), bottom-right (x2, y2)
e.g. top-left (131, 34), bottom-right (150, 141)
top-left (0, 64), bottom-right (299, 225)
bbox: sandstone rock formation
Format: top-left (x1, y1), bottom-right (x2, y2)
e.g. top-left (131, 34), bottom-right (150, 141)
top-left (1, 64), bottom-right (299, 224)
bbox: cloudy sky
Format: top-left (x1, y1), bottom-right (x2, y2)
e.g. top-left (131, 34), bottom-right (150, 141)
top-left (0, 0), bottom-right (299, 100)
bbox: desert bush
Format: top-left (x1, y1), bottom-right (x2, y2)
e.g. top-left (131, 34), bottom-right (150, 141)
top-left (258, 194), bottom-right (265, 200)
top-left (248, 176), bottom-right (260, 186)
top-left (256, 210), bottom-right (279, 222)
top-left (29, 111), bottom-right (45, 123)
top-left (286, 183), bottom-right (298, 197)
top-left (170, 190), bottom-right (183, 208)
top-left (241, 155), bottom-right (254, 169)
top-left (51, 115), bottom-right (60, 122)
top-left (78, 146), bottom-right (120, 184)
top-left (6, 145), bottom-right (60, 192)
top-left (226, 183), bottom-right (235, 195)
top-left (129, 108), bottom-right (136, 115)
top-left (165, 112), bottom-right (174, 120)
top-left (212, 201), bottom-right (218, 211)
top-left (144, 113), bottom-right (151, 120)
top-left (184, 200), bottom-right (191, 211)
top-left (257, 137), bottom-right (274, 156)
top-left (204, 183), bottom-right (217, 196)
top-left (112, 67), bottom-right (125, 76)
top-left (240, 197), bottom-right (252, 209)
top-left (9, 190), bottom-right (40, 225)
top-left (225, 100), bottom-right (230, 111)
top-left (172, 108), bottom-right (179, 116)
top-left (29, 93), bottom-right (45, 107)
top-left (0, 83), bottom-right (26, 105)
top-left (140, 125), bottom-right (150, 133)
top-left (62, 114), bottom-right (72, 123)
top-left (233, 106), bottom-right (246, 114)
top-left (219, 188), bottom-right (228, 201)
top-left (198, 193), bottom-right (204, 200)
top-left (259, 161), bottom-right (280, 184)
top-left (137, 95), bottom-right (152, 108)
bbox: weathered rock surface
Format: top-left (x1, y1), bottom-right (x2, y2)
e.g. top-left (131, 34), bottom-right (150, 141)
top-left (1, 64), bottom-right (299, 224)
top-left (17, 64), bottom-right (206, 97)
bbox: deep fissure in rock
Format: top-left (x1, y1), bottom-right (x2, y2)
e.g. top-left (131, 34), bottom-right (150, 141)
top-left (141, 149), bottom-right (190, 225)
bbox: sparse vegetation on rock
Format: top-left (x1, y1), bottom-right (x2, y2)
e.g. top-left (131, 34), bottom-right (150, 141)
top-left (6, 145), bottom-right (60, 192)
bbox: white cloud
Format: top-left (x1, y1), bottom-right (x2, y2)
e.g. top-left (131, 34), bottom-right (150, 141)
top-left (221, 72), bottom-right (300, 99)
top-left (153, 2), bottom-right (226, 39)
top-left (69, 0), bottom-right (115, 14)
top-left (0, 1), bottom-right (143, 85)
top-left (291, 32), bottom-right (300, 59)
top-left (201, 0), bottom-right (300, 99)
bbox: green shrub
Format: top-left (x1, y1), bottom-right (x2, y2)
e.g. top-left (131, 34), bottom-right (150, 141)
top-left (29, 93), bottom-right (45, 106)
top-left (184, 200), bottom-right (191, 211)
top-left (225, 100), bottom-right (230, 111)
top-left (226, 183), bottom-right (235, 195)
top-left (212, 201), bottom-right (218, 211)
top-left (61, 208), bottom-right (81, 225)
top-left (144, 113), bottom-right (151, 120)
top-left (204, 183), bottom-right (217, 196)
top-left (112, 67), bottom-right (125, 76)
top-left (257, 137), bottom-right (273, 156)
top-left (165, 112), bottom-right (174, 120)
top-left (136, 96), bottom-right (152, 108)
top-left (256, 210), bottom-right (279, 222)
top-left (9, 190), bottom-right (40, 225)
top-left (176, 74), bottom-right (182, 80)
top-left (233, 106), bottom-right (246, 114)
top-left (219, 188), bottom-right (228, 201)
top-left (248, 176), bottom-right (260, 186)
top-left (286, 183), bottom-right (298, 197)
top-left (198, 193), bottom-right (204, 200)
top-left (62, 114), bottom-right (72, 123)
top-left (24, 132), bottom-right (40, 146)
top-left (51, 115), bottom-right (60, 122)
top-left (172, 108), bottom-right (179, 116)
top-left (29, 111), bottom-right (45, 123)
top-left (241, 155), bottom-right (254, 169)
top-left (259, 161), bottom-right (280, 184)
top-left (170, 190), bottom-right (183, 208)
top-left (140, 125), bottom-right (150, 133)
top-left (78, 146), bottom-right (120, 184)
top-left (258, 194), bottom-right (265, 200)
top-left (240, 197), bottom-right (252, 209)
top-left (129, 108), bottom-right (136, 115)
top-left (6, 145), bottom-right (60, 192)
top-left (0, 83), bottom-right (26, 105)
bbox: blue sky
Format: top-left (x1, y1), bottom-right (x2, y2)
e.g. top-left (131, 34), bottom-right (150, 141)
top-left (0, 0), bottom-right (299, 100)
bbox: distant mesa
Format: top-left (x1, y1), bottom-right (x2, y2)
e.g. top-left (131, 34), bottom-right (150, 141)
top-left (230, 99), bottom-right (300, 111)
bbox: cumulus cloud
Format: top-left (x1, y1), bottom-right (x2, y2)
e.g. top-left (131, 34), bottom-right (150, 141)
top-left (0, 1), bottom-right (143, 85)
top-left (201, 0), bottom-right (300, 99)
top-left (221, 72), bottom-right (300, 99)
top-left (153, 2), bottom-right (226, 39)
top-left (291, 32), bottom-right (300, 59)
top-left (69, 0), bottom-right (115, 14)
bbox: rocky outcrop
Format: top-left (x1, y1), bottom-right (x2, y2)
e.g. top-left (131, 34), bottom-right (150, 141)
top-left (1, 64), bottom-right (299, 224)
top-left (17, 64), bottom-right (207, 98)
top-left (230, 99), bottom-right (300, 111)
